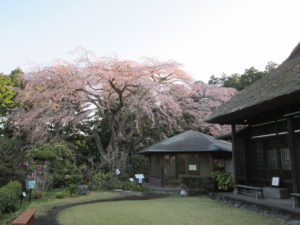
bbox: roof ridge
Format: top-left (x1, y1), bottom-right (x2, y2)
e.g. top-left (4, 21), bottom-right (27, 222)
top-left (138, 130), bottom-right (232, 154)
top-left (207, 42), bottom-right (300, 124)
top-left (286, 42), bottom-right (300, 61)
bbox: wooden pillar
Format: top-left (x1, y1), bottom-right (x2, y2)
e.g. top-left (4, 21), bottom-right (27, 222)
top-left (148, 155), bottom-right (151, 179)
top-left (231, 124), bottom-right (238, 186)
top-left (184, 154), bottom-right (188, 175)
top-left (160, 153), bottom-right (165, 186)
top-left (209, 154), bottom-right (214, 173)
top-left (243, 141), bottom-right (248, 185)
top-left (196, 153), bottom-right (200, 175)
top-left (244, 129), bottom-right (251, 185)
top-left (174, 154), bottom-right (178, 180)
top-left (287, 117), bottom-right (299, 193)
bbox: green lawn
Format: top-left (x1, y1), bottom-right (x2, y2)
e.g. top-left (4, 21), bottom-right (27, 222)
top-left (31, 191), bottom-right (121, 217)
top-left (1, 191), bottom-right (122, 224)
top-left (58, 195), bottom-right (287, 225)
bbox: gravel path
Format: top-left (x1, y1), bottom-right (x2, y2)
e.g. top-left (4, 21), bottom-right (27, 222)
top-left (36, 193), bottom-right (167, 225)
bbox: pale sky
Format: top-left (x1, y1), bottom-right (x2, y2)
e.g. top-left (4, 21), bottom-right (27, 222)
top-left (1, 0), bottom-right (300, 82)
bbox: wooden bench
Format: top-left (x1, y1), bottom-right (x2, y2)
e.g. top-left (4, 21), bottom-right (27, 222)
top-left (12, 208), bottom-right (36, 225)
top-left (235, 184), bottom-right (264, 200)
top-left (290, 193), bottom-right (300, 208)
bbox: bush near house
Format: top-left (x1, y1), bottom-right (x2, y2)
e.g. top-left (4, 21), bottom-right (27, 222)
top-left (114, 182), bottom-right (148, 192)
top-left (89, 172), bottom-right (147, 192)
top-left (211, 162), bottom-right (234, 191)
top-left (89, 172), bottom-right (114, 191)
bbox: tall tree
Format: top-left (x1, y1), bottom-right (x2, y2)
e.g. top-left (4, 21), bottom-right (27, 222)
top-left (264, 61), bottom-right (278, 73)
top-left (208, 61), bottom-right (278, 91)
top-left (9, 67), bottom-right (25, 88)
top-left (223, 73), bottom-right (242, 90)
top-left (11, 54), bottom-right (236, 171)
top-left (239, 67), bottom-right (265, 89)
top-left (0, 73), bottom-right (16, 116)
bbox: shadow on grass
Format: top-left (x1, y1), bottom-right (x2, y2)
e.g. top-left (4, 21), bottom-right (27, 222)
top-left (36, 193), bottom-right (168, 225)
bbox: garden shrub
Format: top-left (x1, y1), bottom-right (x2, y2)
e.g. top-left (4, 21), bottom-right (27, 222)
top-left (126, 154), bottom-right (148, 179)
top-left (89, 172), bottom-right (114, 190)
top-left (0, 181), bottom-right (22, 216)
top-left (31, 190), bottom-right (44, 199)
top-left (115, 182), bottom-right (148, 192)
top-left (30, 150), bottom-right (57, 161)
top-left (179, 175), bottom-right (214, 194)
top-left (55, 192), bottom-right (65, 199)
top-left (0, 164), bottom-right (12, 174)
top-left (89, 172), bottom-right (147, 192)
top-left (0, 137), bottom-right (24, 186)
top-left (211, 162), bottom-right (234, 191)
top-left (211, 170), bottom-right (233, 191)
top-left (25, 142), bottom-right (79, 189)
top-left (66, 174), bottom-right (83, 185)
top-left (68, 184), bottom-right (79, 197)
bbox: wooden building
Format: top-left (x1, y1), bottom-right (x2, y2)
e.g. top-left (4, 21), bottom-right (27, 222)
top-left (138, 130), bottom-right (232, 186)
top-left (207, 42), bottom-right (300, 193)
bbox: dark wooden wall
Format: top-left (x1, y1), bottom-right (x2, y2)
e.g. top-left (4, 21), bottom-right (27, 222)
top-left (233, 113), bottom-right (300, 192)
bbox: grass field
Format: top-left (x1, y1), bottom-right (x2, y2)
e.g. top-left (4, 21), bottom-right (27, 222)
top-left (58, 195), bottom-right (288, 225)
top-left (1, 191), bottom-right (122, 224)
top-left (30, 191), bottom-right (121, 216)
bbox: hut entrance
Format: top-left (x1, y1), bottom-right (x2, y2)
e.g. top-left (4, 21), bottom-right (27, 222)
top-left (164, 155), bottom-right (177, 185)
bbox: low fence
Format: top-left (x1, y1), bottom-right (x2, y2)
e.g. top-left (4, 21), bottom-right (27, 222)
top-left (11, 208), bottom-right (36, 225)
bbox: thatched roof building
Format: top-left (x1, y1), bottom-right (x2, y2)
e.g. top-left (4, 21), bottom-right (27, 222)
top-left (207, 42), bottom-right (300, 124)
top-left (207, 42), bottom-right (300, 194)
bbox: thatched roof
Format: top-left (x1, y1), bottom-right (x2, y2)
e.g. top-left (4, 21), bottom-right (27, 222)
top-left (138, 130), bottom-right (231, 154)
top-left (207, 42), bottom-right (300, 124)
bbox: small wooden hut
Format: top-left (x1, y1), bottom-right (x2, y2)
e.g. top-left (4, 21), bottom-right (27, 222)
top-left (138, 130), bottom-right (232, 186)
top-left (207, 42), bottom-right (300, 193)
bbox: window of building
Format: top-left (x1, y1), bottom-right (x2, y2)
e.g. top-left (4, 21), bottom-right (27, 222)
top-left (150, 155), bottom-right (161, 177)
top-left (252, 122), bottom-right (276, 136)
top-left (294, 117), bottom-right (300, 131)
top-left (281, 147), bottom-right (291, 170)
top-left (176, 154), bottom-right (186, 176)
top-left (267, 147), bottom-right (278, 169)
top-left (277, 120), bottom-right (288, 133)
top-left (253, 141), bottom-right (264, 169)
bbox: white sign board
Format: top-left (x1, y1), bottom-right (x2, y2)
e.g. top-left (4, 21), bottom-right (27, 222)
top-left (135, 174), bottom-right (144, 184)
top-left (26, 178), bottom-right (37, 190)
top-left (188, 164), bottom-right (197, 171)
top-left (272, 177), bottom-right (280, 186)
top-left (135, 174), bottom-right (144, 179)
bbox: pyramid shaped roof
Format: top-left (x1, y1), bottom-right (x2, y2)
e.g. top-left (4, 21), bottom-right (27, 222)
top-left (138, 130), bottom-right (231, 154)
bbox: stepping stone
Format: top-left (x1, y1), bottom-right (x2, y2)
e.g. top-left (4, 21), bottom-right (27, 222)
top-left (78, 185), bottom-right (89, 195)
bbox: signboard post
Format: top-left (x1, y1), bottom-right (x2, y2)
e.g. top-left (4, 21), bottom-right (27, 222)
top-left (26, 178), bottom-right (37, 202)
top-left (135, 174), bottom-right (145, 184)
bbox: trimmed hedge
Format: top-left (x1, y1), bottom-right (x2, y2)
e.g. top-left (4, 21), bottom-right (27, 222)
top-left (114, 182), bottom-right (148, 192)
top-left (179, 175), bottom-right (214, 195)
top-left (0, 181), bottom-right (22, 216)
